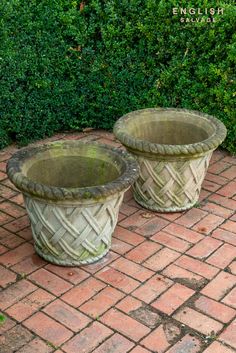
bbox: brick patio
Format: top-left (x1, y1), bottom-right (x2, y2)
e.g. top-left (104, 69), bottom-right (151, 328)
top-left (0, 130), bottom-right (236, 353)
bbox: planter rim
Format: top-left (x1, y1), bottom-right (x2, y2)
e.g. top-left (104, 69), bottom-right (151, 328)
top-left (113, 108), bottom-right (227, 156)
top-left (7, 140), bottom-right (139, 202)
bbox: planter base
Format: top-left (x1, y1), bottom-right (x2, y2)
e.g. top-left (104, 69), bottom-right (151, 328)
top-left (133, 192), bottom-right (199, 212)
top-left (35, 244), bottom-right (110, 266)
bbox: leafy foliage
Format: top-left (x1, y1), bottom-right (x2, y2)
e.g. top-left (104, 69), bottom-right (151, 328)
top-left (0, 0), bottom-right (235, 152)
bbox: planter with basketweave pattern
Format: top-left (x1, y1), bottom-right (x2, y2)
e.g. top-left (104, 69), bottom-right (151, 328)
top-left (114, 108), bottom-right (227, 212)
top-left (7, 141), bottom-right (138, 266)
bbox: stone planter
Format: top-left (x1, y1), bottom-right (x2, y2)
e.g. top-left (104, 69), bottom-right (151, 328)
top-left (114, 108), bottom-right (227, 212)
top-left (7, 141), bottom-right (139, 265)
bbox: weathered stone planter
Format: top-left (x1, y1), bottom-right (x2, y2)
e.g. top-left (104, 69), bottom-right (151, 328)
top-left (7, 141), bottom-right (139, 265)
top-left (114, 108), bottom-right (227, 212)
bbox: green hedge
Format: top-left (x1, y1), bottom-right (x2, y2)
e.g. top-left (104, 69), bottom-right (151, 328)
top-left (0, 0), bottom-right (235, 152)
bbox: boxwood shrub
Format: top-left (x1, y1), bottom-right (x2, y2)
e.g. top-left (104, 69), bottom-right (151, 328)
top-left (0, 0), bottom-right (235, 152)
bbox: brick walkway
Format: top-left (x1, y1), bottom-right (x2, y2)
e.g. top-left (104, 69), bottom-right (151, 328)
top-left (0, 130), bottom-right (236, 353)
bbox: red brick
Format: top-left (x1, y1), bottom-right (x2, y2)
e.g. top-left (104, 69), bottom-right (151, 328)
top-left (26, 287), bottom-right (55, 305)
top-left (144, 248), bottom-right (180, 271)
top-left (166, 334), bottom-right (202, 353)
top-left (120, 203), bottom-right (139, 216)
top-left (174, 307), bottom-right (223, 335)
top-left (97, 137), bottom-right (121, 147)
top-left (113, 226), bottom-right (144, 246)
top-left (24, 312), bottom-right (73, 346)
top-left (101, 308), bottom-right (150, 341)
top-left (217, 181), bottom-right (236, 197)
top-left (175, 208), bottom-right (207, 227)
top-left (222, 287), bottom-right (236, 309)
top-left (162, 264), bottom-right (205, 288)
top-left (6, 289), bottom-right (55, 321)
top-left (0, 233), bottom-right (25, 249)
top-left (212, 228), bottom-right (236, 246)
top-left (141, 324), bottom-right (179, 352)
top-left (230, 214), bottom-right (236, 221)
top-left (9, 193), bottom-right (24, 206)
top-left (222, 155), bottom-right (236, 165)
top-left (94, 333), bottom-right (135, 353)
top-left (186, 237), bottom-right (222, 259)
top-left (61, 277), bottom-right (106, 307)
top-left (221, 220), bottom-right (236, 233)
top-left (0, 211), bottom-right (14, 224)
top-left (208, 161), bottom-right (230, 174)
top-left (202, 179), bottom-right (221, 192)
top-left (0, 325), bottom-right (33, 353)
top-left (152, 231), bottom-right (191, 252)
top-left (220, 165), bottom-right (236, 179)
top-left (203, 341), bottom-right (236, 353)
top-left (156, 212), bottom-right (182, 221)
top-left (17, 227), bottom-right (33, 240)
top-left (201, 271), bottom-right (236, 300)
top-left (205, 172), bottom-right (229, 185)
top-left (0, 201), bottom-right (26, 218)
top-left (119, 210), bottom-right (153, 228)
top-left (132, 274), bottom-right (173, 303)
top-left (3, 215), bottom-right (29, 232)
top-left (193, 214), bottom-right (224, 235)
top-left (219, 319), bottom-right (236, 349)
top-left (95, 267), bottom-right (140, 293)
top-left (11, 253), bottom-right (46, 274)
top-left (207, 244), bottom-right (236, 269)
top-left (175, 255), bottom-right (219, 279)
top-left (125, 240), bottom-right (162, 263)
top-left (0, 171), bottom-right (6, 180)
top-left (0, 315), bottom-right (16, 334)
top-left (201, 202), bottom-right (233, 218)
top-left (135, 217), bottom-right (169, 237)
top-left (0, 242), bottom-right (34, 267)
top-left (62, 322), bottom-right (112, 353)
top-left (0, 265), bottom-right (16, 287)
top-left (0, 227), bottom-right (12, 240)
top-left (116, 296), bottom-right (142, 314)
top-left (164, 223), bottom-right (204, 243)
top-left (81, 251), bottom-right (119, 275)
top-left (123, 188), bottom-right (133, 202)
top-left (111, 237), bottom-right (133, 254)
top-left (79, 286), bottom-right (124, 317)
top-left (45, 264), bottom-right (89, 284)
top-left (0, 151), bottom-right (12, 162)
top-left (17, 338), bottom-right (53, 353)
top-left (129, 347), bottom-right (152, 353)
top-left (0, 279), bottom-right (36, 310)
top-left (43, 299), bottom-right (91, 331)
top-left (0, 160), bottom-right (6, 171)
top-left (228, 261), bottom-right (236, 275)
top-left (29, 268), bottom-right (73, 296)
top-left (0, 184), bottom-right (17, 199)
top-left (111, 257), bottom-right (154, 281)
top-left (2, 178), bottom-right (18, 190)
top-left (208, 194), bottom-right (236, 210)
top-left (199, 189), bottom-right (211, 202)
top-left (152, 283), bottom-right (195, 315)
top-left (195, 295), bottom-right (236, 323)
top-left (0, 244), bottom-right (7, 254)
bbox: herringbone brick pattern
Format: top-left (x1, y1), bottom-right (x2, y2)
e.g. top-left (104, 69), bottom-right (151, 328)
top-left (0, 130), bottom-right (235, 353)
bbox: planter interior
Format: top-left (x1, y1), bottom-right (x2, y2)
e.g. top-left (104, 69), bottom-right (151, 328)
top-left (7, 141), bottom-right (138, 266)
top-left (114, 108), bottom-right (227, 212)
top-left (125, 111), bottom-right (215, 145)
top-left (24, 146), bottom-right (121, 189)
